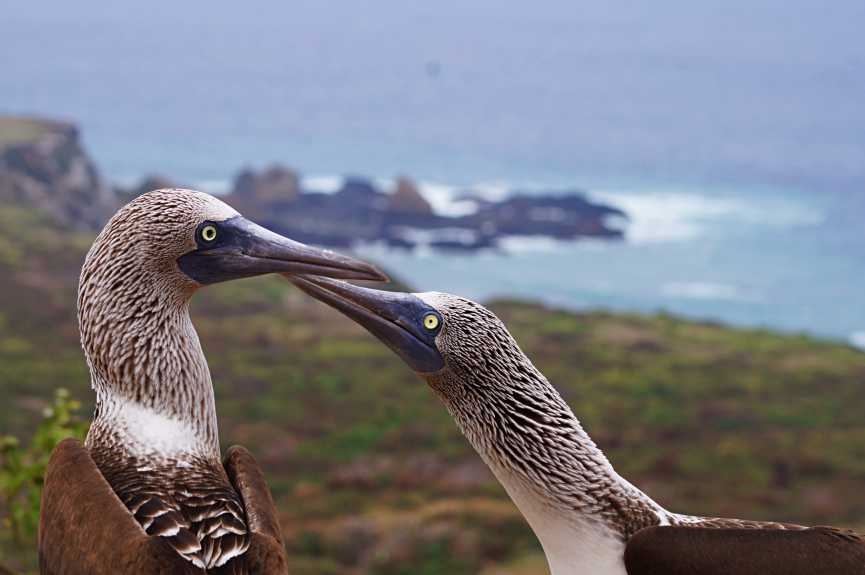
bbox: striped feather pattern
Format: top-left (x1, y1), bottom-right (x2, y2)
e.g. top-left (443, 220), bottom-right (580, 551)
top-left (93, 449), bottom-right (251, 571)
top-left (417, 293), bottom-right (813, 535)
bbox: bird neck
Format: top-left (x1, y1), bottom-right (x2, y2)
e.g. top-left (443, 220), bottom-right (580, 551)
top-left (426, 364), bottom-right (672, 554)
top-left (80, 277), bottom-right (219, 462)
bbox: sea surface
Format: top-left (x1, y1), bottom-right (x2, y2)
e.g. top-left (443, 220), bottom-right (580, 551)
top-left (1, 1), bottom-right (863, 345)
top-left (308, 177), bottom-right (863, 346)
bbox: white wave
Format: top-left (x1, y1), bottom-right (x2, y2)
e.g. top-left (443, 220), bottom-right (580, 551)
top-left (415, 181), bottom-right (487, 217)
top-left (850, 332), bottom-right (865, 350)
top-left (415, 179), bottom-right (518, 217)
top-left (592, 191), bottom-right (737, 243)
top-left (592, 188), bottom-right (823, 244)
top-left (471, 180), bottom-right (512, 202)
top-left (661, 281), bottom-right (755, 302)
top-left (414, 181), bottom-right (466, 216)
top-left (498, 235), bottom-right (568, 253)
top-left (302, 174), bottom-right (343, 193)
top-left (392, 226), bottom-right (479, 247)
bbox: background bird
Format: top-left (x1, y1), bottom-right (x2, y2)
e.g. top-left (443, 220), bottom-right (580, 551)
top-left (288, 275), bottom-right (865, 575)
top-left (39, 189), bottom-right (385, 574)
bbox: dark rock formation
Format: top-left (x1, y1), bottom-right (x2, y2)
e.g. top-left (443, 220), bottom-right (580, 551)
top-left (227, 165), bottom-right (302, 220)
top-left (225, 166), bottom-right (626, 251)
top-left (234, 165), bottom-right (300, 203)
top-left (387, 177), bottom-right (432, 215)
top-left (0, 117), bottom-right (118, 230)
top-left (465, 192), bottom-right (625, 240)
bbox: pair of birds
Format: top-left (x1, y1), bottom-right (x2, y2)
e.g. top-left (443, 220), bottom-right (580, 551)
top-left (39, 189), bottom-right (864, 574)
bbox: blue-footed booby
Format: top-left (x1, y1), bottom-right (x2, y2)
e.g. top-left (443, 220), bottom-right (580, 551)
top-left (288, 276), bottom-right (865, 575)
top-left (38, 189), bottom-right (386, 574)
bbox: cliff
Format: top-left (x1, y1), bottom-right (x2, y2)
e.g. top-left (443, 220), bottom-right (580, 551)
top-left (0, 116), bottom-right (117, 231)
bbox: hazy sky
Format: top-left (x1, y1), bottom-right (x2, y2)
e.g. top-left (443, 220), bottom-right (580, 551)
top-left (2, 1), bottom-right (863, 189)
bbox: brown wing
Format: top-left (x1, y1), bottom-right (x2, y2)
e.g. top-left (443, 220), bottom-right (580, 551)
top-left (220, 445), bottom-right (289, 575)
top-left (39, 438), bottom-right (203, 575)
top-left (625, 525), bottom-right (865, 575)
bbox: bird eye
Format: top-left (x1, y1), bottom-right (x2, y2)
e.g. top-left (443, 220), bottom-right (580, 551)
top-left (200, 224), bottom-right (218, 242)
top-left (423, 313), bottom-right (440, 331)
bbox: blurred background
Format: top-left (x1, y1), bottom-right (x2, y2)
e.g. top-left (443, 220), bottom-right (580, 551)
top-left (1, 1), bottom-right (863, 573)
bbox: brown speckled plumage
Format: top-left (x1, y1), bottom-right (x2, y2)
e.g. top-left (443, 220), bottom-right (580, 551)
top-left (40, 190), bottom-right (288, 573)
top-left (39, 439), bottom-right (288, 575)
top-left (419, 295), bottom-right (682, 531)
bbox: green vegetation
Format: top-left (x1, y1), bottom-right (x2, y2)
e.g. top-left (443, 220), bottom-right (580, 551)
top-left (1, 203), bottom-right (864, 573)
top-left (0, 117), bottom-right (54, 152)
top-left (0, 389), bottom-right (87, 572)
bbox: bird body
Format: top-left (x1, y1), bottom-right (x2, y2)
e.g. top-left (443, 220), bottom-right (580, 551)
top-left (77, 191), bottom-right (253, 569)
top-left (288, 276), bottom-right (865, 575)
top-left (40, 439), bottom-right (287, 575)
top-left (40, 189), bottom-right (385, 573)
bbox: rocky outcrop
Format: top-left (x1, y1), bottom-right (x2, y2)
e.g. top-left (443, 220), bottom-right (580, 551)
top-left (464, 192), bottom-right (625, 240)
top-left (387, 177), bottom-right (432, 215)
top-left (0, 116), bottom-right (627, 249)
top-left (225, 166), bottom-right (626, 251)
top-left (230, 165), bottom-right (300, 217)
top-left (0, 116), bottom-right (117, 230)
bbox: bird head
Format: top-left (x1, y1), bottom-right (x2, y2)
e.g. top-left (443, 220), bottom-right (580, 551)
top-left (80, 188), bottom-right (385, 299)
top-left (287, 275), bottom-right (532, 394)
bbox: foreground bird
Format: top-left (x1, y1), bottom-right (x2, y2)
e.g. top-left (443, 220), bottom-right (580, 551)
top-left (288, 276), bottom-right (865, 575)
top-left (39, 189), bottom-right (386, 574)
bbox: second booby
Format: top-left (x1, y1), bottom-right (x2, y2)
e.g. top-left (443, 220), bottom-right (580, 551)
top-left (288, 276), bottom-right (865, 575)
top-left (39, 189), bottom-right (386, 574)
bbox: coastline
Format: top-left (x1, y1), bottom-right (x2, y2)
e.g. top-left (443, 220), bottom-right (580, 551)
top-left (0, 115), bottom-right (861, 349)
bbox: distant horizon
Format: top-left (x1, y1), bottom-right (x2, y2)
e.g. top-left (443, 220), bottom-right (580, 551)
top-left (3, 1), bottom-right (863, 195)
top-left (2, 101), bottom-right (859, 201)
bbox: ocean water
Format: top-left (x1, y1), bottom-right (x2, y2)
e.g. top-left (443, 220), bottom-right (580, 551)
top-left (291, 177), bottom-right (865, 346)
top-left (186, 171), bottom-right (865, 345)
top-left (1, 1), bottom-right (863, 345)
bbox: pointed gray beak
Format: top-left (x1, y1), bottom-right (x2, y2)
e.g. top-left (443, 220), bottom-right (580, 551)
top-left (177, 216), bottom-right (387, 284)
top-left (287, 275), bottom-right (445, 374)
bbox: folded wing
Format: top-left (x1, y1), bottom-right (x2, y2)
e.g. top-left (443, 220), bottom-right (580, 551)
top-left (625, 525), bottom-right (865, 575)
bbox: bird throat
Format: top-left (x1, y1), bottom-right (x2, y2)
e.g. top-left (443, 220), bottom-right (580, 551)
top-left (81, 282), bottom-right (220, 463)
top-left (425, 368), bottom-right (674, 571)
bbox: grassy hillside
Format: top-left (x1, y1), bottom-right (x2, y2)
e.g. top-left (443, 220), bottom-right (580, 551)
top-left (1, 204), bottom-right (864, 573)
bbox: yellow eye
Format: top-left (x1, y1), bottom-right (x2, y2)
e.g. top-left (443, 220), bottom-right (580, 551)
top-left (423, 313), bottom-right (440, 330)
top-left (200, 224), bottom-right (218, 242)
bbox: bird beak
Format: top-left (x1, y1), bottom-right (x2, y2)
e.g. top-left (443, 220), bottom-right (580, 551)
top-left (287, 275), bottom-right (445, 374)
top-left (177, 216), bottom-right (387, 284)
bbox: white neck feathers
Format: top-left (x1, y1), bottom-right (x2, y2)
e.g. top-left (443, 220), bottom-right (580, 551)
top-left (428, 365), bottom-right (672, 575)
top-left (94, 391), bottom-right (214, 460)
